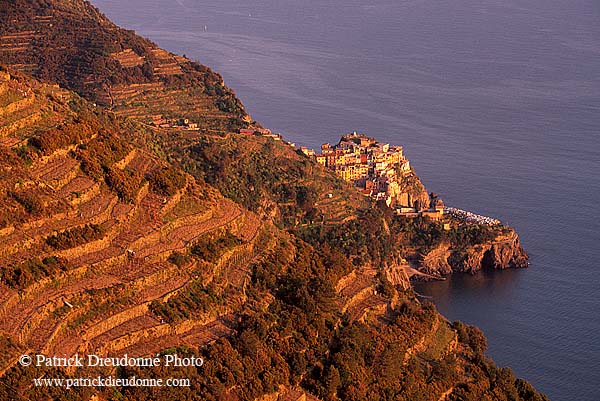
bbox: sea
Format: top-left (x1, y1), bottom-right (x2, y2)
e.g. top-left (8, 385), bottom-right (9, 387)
top-left (91, 1), bottom-right (600, 399)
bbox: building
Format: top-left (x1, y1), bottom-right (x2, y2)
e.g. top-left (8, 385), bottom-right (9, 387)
top-left (300, 147), bottom-right (315, 157)
top-left (263, 133), bottom-right (282, 141)
top-left (313, 133), bottom-right (406, 202)
top-left (422, 209), bottom-right (443, 221)
top-left (434, 198), bottom-right (445, 214)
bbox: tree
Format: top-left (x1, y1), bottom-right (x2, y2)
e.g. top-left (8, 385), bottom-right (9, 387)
top-left (324, 365), bottom-right (341, 400)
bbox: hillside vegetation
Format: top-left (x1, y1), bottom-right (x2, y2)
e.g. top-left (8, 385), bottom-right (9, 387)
top-left (0, 1), bottom-right (545, 400)
top-left (0, 0), bottom-right (248, 132)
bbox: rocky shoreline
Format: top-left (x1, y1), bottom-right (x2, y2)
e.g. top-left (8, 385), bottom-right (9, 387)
top-left (418, 228), bottom-right (529, 277)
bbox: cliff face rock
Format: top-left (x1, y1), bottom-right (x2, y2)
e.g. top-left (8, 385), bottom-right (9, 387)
top-left (481, 231), bottom-right (529, 269)
top-left (421, 230), bottom-right (529, 275)
top-left (420, 243), bottom-right (453, 276)
top-left (392, 171), bottom-right (431, 209)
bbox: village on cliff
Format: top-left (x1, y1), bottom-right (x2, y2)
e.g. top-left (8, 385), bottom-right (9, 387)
top-left (237, 129), bottom-right (501, 227)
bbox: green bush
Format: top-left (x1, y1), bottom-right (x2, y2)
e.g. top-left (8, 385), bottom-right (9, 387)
top-left (168, 251), bottom-right (190, 267)
top-left (76, 131), bottom-right (131, 180)
top-left (150, 281), bottom-right (226, 323)
top-left (104, 166), bottom-right (142, 202)
top-left (444, 224), bottom-right (496, 248)
top-left (28, 117), bottom-right (97, 156)
top-left (10, 191), bottom-right (44, 215)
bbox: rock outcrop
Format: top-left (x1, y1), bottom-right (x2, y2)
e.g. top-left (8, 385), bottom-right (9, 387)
top-left (393, 171), bottom-right (431, 209)
top-left (478, 230), bottom-right (529, 270)
top-left (420, 229), bottom-right (528, 276)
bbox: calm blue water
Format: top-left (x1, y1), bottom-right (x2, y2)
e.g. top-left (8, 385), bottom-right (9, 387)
top-left (92, 1), bottom-right (600, 399)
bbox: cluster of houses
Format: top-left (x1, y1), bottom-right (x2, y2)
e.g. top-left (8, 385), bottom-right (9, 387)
top-left (301, 132), bottom-right (456, 226)
top-left (239, 126), bottom-right (282, 140)
top-left (151, 116), bottom-right (199, 130)
top-left (307, 132), bottom-right (412, 202)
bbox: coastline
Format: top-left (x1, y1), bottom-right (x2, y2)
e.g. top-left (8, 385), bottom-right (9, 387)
top-left (0, 1), bottom-right (552, 399)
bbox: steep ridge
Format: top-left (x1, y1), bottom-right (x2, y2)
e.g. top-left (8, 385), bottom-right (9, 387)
top-left (0, 68), bottom-right (265, 372)
top-left (0, 1), bottom-right (545, 400)
top-left (0, 0), bottom-right (248, 132)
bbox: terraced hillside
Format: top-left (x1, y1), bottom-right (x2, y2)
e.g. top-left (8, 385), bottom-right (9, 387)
top-left (156, 128), bottom-right (370, 221)
top-left (0, 68), bottom-right (270, 372)
top-left (0, 67), bottom-right (546, 401)
top-left (0, 1), bottom-right (545, 400)
top-left (0, 0), bottom-right (248, 132)
top-left (0, 0), bottom-right (399, 226)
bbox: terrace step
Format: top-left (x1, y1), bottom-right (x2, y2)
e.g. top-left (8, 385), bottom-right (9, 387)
top-left (110, 315), bottom-right (234, 357)
top-left (90, 314), bottom-right (160, 349)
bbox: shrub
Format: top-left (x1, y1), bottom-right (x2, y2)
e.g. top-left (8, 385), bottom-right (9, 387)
top-left (28, 116), bottom-right (98, 155)
top-left (150, 281), bottom-right (226, 323)
top-left (45, 224), bottom-right (105, 250)
top-left (10, 191), bottom-right (44, 215)
top-left (190, 231), bottom-right (242, 263)
top-left (75, 131), bottom-right (131, 180)
top-left (168, 251), bottom-right (189, 267)
top-left (1, 256), bottom-right (69, 289)
top-left (147, 166), bottom-right (186, 197)
top-left (105, 166), bottom-right (142, 202)
top-left (444, 225), bottom-right (496, 248)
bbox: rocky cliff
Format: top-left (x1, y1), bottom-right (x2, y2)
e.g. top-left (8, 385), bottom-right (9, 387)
top-left (420, 229), bottom-right (529, 276)
top-left (393, 169), bottom-right (431, 210)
